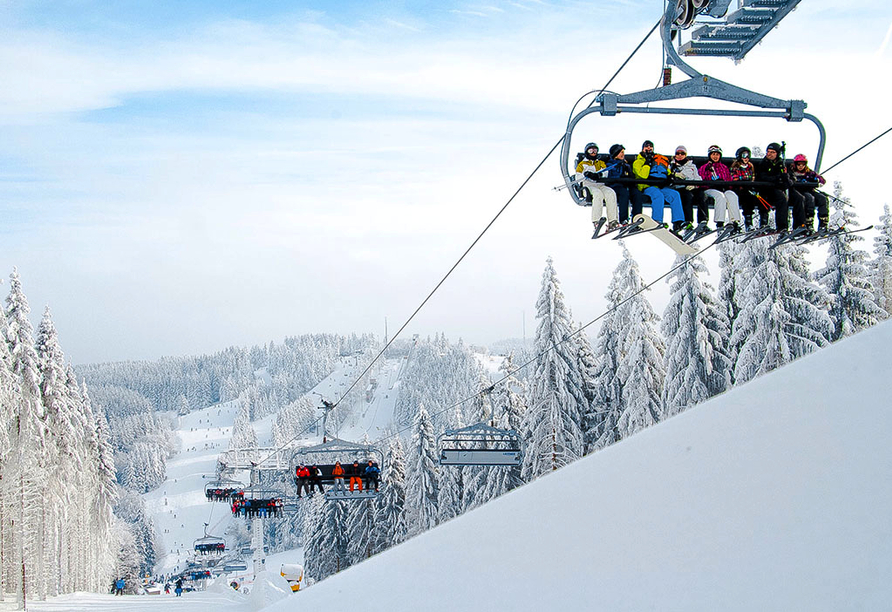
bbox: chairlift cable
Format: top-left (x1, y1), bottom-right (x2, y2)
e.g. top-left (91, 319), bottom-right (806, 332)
top-left (374, 241), bottom-right (717, 446)
top-left (821, 126), bottom-right (892, 174)
top-left (249, 14), bottom-right (683, 468)
top-left (565, 19), bottom-right (662, 129)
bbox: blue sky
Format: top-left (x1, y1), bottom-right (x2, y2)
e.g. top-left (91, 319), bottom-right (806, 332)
top-left (2, 0), bottom-right (890, 364)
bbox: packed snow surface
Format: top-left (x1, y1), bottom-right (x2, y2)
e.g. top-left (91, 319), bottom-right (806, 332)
top-left (6, 322), bottom-right (892, 611)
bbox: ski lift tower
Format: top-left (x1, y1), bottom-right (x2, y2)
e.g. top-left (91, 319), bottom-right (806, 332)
top-left (314, 392), bottom-right (337, 441)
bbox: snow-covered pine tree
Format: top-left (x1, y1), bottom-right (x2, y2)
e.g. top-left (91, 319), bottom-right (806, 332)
top-left (730, 239), bottom-right (792, 385)
top-left (572, 326), bottom-right (597, 448)
top-left (436, 404), bottom-right (464, 524)
top-left (405, 404), bottom-right (438, 535)
top-left (461, 376), bottom-right (495, 513)
top-left (814, 184), bottom-right (886, 340)
top-left (614, 247), bottom-right (666, 438)
top-left (662, 255), bottom-right (732, 417)
top-left (587, 258), bottom-right (626, 453)
top-left (317, 499), bottom-right (349, 578)
top-left (521, 258), bottom-right (584, 479)
top-left (230, 402), bottom-right (258, 449)
top-left (372, 437), bottom-right (407, 554)
top-left (344, 498), bottom-right (376, 566)
top-left (871, 204), bottom-right (892, 316)
top-left (5, 268), bottom-right (50, 601)
top-left (778, 244), bottom-right (833, 359)
top-left (716, 240), bottom-right (743, 383)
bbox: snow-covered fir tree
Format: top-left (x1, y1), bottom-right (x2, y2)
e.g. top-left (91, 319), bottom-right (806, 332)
top-left (344, 498), bottom-right (376, 566)
top-left (778, 245), bottom-right (833, 359)
top-left (716, 240), bottom-right (743, 383)
top-left (405, 404), bottom-right (438, 535)
top-left (372, 436), bottom-right (408, 554)
top-left (871, 204), bottom-right (892, 316)
top-left (661, 255), bottom-right (732, 417)
top-left (814, 184), bottom-right (886, 341)
top-left (230, 402), bottom-right (258, 449)
top-left (614, 247), bottom-right (666, 438)
top-left (521, 258), bottom-right (584, 479)
top-left (587, 257), bottom-right (626, 453)
top-left (436, 404), bottom-right (464, 524)
top-left (731, 239), bottom-right (793, 384)
top-left (1, 270), bottom-right (117, 602)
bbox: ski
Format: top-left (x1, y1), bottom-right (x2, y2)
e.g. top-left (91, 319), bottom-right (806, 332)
top-left (681, 221), bottom-right (709, 243)
top-left (711, 224), bottom-right (742, 245)
top-left (611, 216), bottom-right (647, 240)
top-left (591, 217), bottom-right (607, 239)
top-left (769, 227), bottom-right (809, 250)
top-left (739, 226), bottom-right (779, 243)
top-left (628, 214), bottom-right (699, 255)
top-left (796, 224), bottom-right (874, 246)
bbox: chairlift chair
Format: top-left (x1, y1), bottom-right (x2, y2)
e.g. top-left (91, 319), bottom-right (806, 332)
top-left (193, 524), bottom-right (226, 555)
top-left (204, 478), bottom-right (245, 503)
top-left (291, 438), bottom-right (384, 501)
top-left (438, 423), bottom-right (523, 467)
top-left (560, 0), bottom-right (824, 206)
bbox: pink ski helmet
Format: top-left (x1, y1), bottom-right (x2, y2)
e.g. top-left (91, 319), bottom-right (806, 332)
top-left (793, 154), bottom-right (808, 163)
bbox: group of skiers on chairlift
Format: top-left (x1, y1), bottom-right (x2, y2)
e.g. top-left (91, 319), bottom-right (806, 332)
top-left (575, 139), bottom-right (827, 238)
top-left (206, 486), bottom-right (243, 502)
top-left (294, 459), bottom-right (380, 497)
top-left (231, 496), bottom-right (284, 518)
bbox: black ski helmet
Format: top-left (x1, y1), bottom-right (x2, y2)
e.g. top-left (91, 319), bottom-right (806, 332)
top-left (735, 146), bottom-right (751, 160)
top-left (766, 142), bottom-right (783, 155)
top-left (609, 144), bottom-right (625, 158)
top-left (584, 142), bottom-right (599, 160)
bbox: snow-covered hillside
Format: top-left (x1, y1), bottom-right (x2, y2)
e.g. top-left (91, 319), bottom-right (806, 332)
top-left (145, 354), bottom-right (405, 578)
top-left (271, 320), bottom-right (892, 612)
top-left (8, 322), bottom-right (891, 611)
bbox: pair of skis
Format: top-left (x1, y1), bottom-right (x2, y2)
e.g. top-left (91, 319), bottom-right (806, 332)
top-left (592, 215), bottom-right (698, 255)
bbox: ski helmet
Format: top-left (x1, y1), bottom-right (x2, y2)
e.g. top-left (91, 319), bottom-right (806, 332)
top-left (766, 142), bottom-right (783, 155)
top-left (609, 144), bottom-right (625, 158)
top-left (708, 145), bottom-right (722, 155)
top-left (735, 146), bottom-right (751, 160)
top-left (793, 154), bottom-right (808, 163)
top-left (642, 139), bottom-right (654, 149)
top-left (584, 142), bottom-right (599, 160)
top-left (675, 145), bottom-right (687, 155)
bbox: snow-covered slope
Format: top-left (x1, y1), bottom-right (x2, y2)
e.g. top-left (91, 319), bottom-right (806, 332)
top-left (145, 355), bottom-right (404, 577)
top-left (267, 321), bottom-right (892, 612)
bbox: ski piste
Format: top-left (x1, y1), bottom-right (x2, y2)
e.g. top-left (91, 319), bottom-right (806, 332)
top-left (630, 214), bottom-right (699, 255)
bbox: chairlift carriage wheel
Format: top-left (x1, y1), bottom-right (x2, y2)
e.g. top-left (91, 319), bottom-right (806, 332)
top-left (674, 0), bottom-right (695, 28)
top-left (437, 423), bottom-right (523, 467)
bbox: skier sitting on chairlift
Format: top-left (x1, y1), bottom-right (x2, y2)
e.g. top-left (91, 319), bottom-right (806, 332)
top-left (730, 147), bottom-right (760, 231)
top-left (632, 140), bottom-right (685, 232)
top-left (699, 145), bottom-right (742, 233)
top-left (788, 154), bottom-right (827, 232)
top-left (364, 460), bottom-right (380, 492)
top-left (576, 142), bottom-right (620, 232)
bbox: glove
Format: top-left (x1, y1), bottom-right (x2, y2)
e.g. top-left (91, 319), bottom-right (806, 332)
top-left (583, 170), bottom-right (604, 180)
top-left (644, 152), bottom-right (655, 165)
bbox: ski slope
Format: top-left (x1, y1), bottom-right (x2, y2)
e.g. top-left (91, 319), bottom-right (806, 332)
top-left (145, 355), bottom-right (404, 579)
top-left (7, 322), bottom-right (892, 611)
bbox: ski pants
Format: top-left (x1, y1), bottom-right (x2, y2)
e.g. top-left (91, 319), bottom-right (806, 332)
top-left (760, 187), bottom-right (794, 231)
top-left (349, 476), bottom-right (363, 491)
top-left (703, 189), bottom-right (742, 225)
top-left (582, 180), bottom-right (618, 223)
top-left (642, 186), bottom-right (684, 223)
top-left (606, 183), bottom-right (634, 223)
top-left (736, 189), bottom-right (766, 228)
top-left (296, 478), bottom-right (307, 496)
top-left (333, 477), bottom-right (346, 493)
top-left (675, 188), bottom-right (705, 224)
top-left (795, 188), bottom-right (828, 229)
